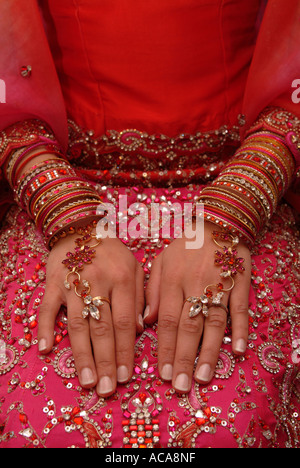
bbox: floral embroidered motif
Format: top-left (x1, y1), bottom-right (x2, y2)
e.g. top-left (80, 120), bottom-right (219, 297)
top-left (66, 119), bottom-right (245, 187)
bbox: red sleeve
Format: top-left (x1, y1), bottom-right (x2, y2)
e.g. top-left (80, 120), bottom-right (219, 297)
top-left (0, 0), bottom-right (68, 150)
top-left (243, 0), bottom-right (300, 130)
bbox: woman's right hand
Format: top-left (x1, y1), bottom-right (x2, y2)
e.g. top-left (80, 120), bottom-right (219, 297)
top-left (37, 232), bottom-right (145, 397)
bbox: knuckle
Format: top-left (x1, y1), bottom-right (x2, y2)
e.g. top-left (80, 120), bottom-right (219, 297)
top-left (163, 270), bottom-right (182, 287)
top-left (94, 357), bottom-right (114, 369)
top-left (112, 266), bottom-right (133, 285)
top-left (39, 302), bottom-right (48, 316)
top-left (159, 344), bottom-right (175, 360)
top-left (190, 268), bottom-right (205, 285)
top-left (92, 319), bottom-right (112, 338)
top-left (115, 348), bottom-right (133, 364)
top-left (68, 316), bottom-right (86, 333)
top-left (114, 315), bottom-right (135, 332)
top-left (189, 262), bottom-right (209, 283)
top-left (176, 354), bottom-right (196, 368)
top-left (232, 304), bottom-right (249, 316)
top-left (73, 352), bottom-right (91, 367)
top-left (206, 311), bottom-right (227, 329)
top-left (85, 262), bottom-right (99, 278)
top-left (39, 294), bottom-right (58, 315)
top-left (180, 316), bottom-right (202, 334)
top-left (159, 313), bottom-right (179, 330)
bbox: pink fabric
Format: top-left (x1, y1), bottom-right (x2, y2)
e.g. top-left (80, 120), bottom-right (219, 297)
top-left (0, 0), bottom-right (300, 449)
top-left (0, 192), bottom-right (299, 448)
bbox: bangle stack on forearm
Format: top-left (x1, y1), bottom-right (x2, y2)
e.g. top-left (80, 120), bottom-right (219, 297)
top-left (14, 157), bottom-right (102, 247)
top-left (198, 111), bottom-right (297, 245)
top-left (2, 120), bottom-right (103, 249)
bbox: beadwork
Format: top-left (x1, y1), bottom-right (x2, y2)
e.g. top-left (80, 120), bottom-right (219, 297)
top-left (185, 231), bottom-right (245, 318)
top-left (0, 107), bottom-right (299, 448)
top-left (62, 221), bottom-right (109, 321)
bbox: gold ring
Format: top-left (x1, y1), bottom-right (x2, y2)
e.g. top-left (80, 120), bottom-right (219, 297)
top-left (184, 295), bottom-right (229, 318)
top-left (92, 296), bottom-right (111, 307)
top-left (208, 302), bottom-right (229, 315)
top-left (185, 296), bottom-right (209, 318)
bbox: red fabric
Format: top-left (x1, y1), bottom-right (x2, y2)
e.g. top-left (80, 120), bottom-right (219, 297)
top-left (42, 0), bottom-right (260, 137)
top-left (0, 0), bottom-right (300, 216)
top-left (0, 0), bottom-right (299, 143)
top-left (242, 0), bottom-right (300, 130)
top-left (0, 0), bottom-right (68, 149)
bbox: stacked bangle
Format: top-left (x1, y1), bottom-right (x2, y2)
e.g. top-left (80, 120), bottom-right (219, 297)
top-left (2, 119), bottom-right (103, 249)
top-left (198, 119), bottom-right (296, 245)
top-left (15, 158), bottom-right (103, 248)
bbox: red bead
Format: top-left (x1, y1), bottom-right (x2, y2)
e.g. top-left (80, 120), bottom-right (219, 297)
top-left (19, 413), bottom-right (28, 423)
top-left (129, 425), bottom-right (138, 431)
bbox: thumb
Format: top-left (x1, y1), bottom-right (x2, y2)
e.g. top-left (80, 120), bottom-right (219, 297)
top-left (144, 252), bottom-right (163, 324)
top-left (38, 283), bottom-right (64, 354)
top-left (135, 263), bottom-right (146, 333)
top-left (229, 256), bottom-right (251, 355)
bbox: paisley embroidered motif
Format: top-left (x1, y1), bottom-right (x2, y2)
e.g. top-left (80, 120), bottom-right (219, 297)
top-left (215, 349), bottom-right (236, 380)
top-left (257, 342), bottom-right (284, 374)
top-left (53, 348), bottom-right (77, 379)
top-left (0, 345), bottom-right (19, 376)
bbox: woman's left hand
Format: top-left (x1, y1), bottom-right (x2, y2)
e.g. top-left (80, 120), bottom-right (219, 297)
top-left (145, 221), bottom-right (251, 393)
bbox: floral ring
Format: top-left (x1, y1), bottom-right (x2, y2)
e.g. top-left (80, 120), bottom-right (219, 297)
top-left (184, 230), bottom-right (245, 319)
top-left (62, 222), bottom-right (110, 322)
top-left (184, 296), bottom-right (228, 319)
top-left (82, 296), bottom-right (111, 321)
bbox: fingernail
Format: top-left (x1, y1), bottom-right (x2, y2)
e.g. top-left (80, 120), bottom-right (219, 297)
top-left (38, 338), bottom-right (47, 352)
top-left (161, 364), bottom-right (173, 381)
top-left (196, 364), bottom-right (212, 382)
top-left (138, 314), bottom-right (144, 329)
top-left (81, 367), bottom-right (95, 386)
top-left (97, 376), bottom-right (114, 395)
top-left (117, 365), bottom-right (129, 383)
top-left (143, 305), bottom-right (150, 320)
top-left (234, 338), bottom-right (247, 354)
top-left (174, 373), bottom-right (190, 392)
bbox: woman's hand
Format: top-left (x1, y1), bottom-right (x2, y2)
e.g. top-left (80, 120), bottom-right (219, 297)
top-left (38, 233), bottom-right (145, 397)
top-left (145, 221), bottom-right (251, 393)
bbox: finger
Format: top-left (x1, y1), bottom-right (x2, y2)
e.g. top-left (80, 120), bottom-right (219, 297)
top-left (67, 295), bottom-right (98, 390)
top-left (38, 284), bottom-right (63, 354)
top-left (90, 301), bottom-right (117, 397)
top-left (144, 252), bottom-right (163, 324)
top-left (111, 280), bottom-right (136, 385)
top-left (172, 300), bottom-right (204, 393)
top-left (157, 276), bottom-right (184, 382)
top-left (135, 263), bottom-right (145, 333)
top-left (195, 304), bottom-right (228, 384)
top-left (229, 263), bottom-right (251, 355)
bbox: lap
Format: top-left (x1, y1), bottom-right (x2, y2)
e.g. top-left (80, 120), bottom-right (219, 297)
top-left (0, 190), bottom-right (299, 448)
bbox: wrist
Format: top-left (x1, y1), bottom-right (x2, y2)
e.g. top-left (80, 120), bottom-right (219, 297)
top-left (9, 146), bottom-right (103, 249)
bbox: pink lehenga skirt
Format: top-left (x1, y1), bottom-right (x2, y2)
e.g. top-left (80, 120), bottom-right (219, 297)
top-left (0, 126), bottom-right (299, 448)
